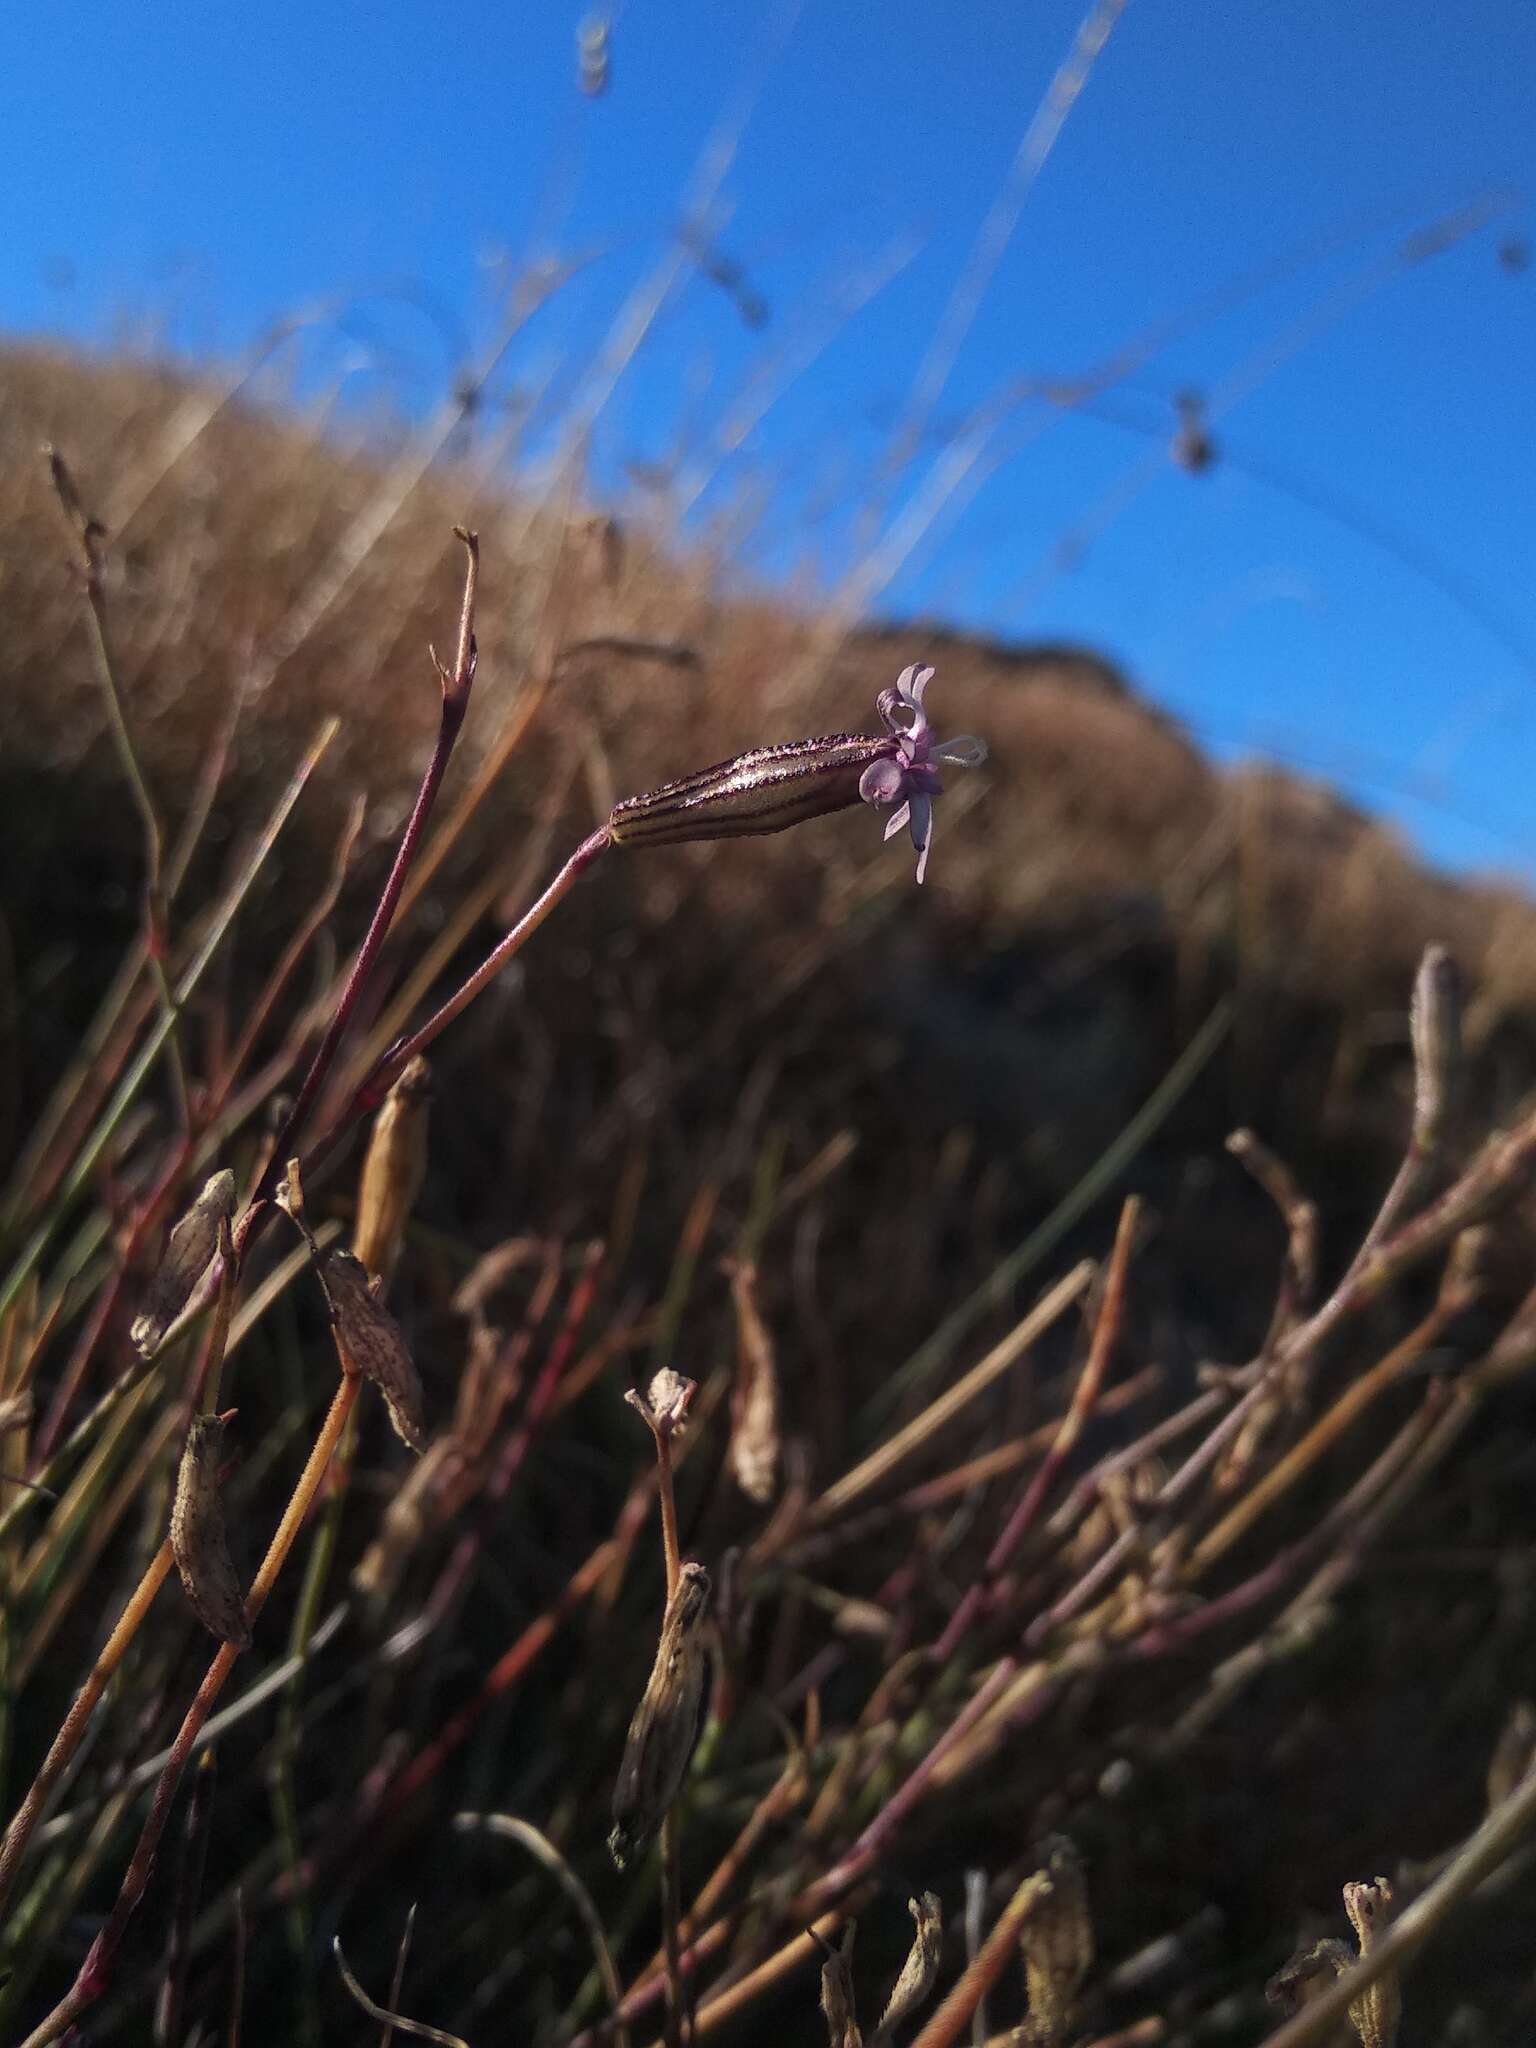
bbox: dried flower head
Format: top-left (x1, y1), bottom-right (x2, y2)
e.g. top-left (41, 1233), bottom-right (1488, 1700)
top-left (130, 1170), bottom-right (236, 1359)
top-left (625, 1368), bottom-right (697, 1442)
top-left (609, 1558), bottom-right (711, 1869)
top-left (170, 1413), bottom-right (251, 1648)
top-left (351, 1054), bottom-right (431, 1285)
top-left (607, 663), bottom-right (984, 883)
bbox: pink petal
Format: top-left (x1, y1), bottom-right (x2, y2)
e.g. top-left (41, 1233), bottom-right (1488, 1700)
top-left (860, 756), bottom-right (907, 806)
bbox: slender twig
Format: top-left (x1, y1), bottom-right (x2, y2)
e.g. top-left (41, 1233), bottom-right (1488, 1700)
top-left (45, 448), bottom-right (190, 1132)
top-left (244, 531), bottom-right (480, 1226)
top-left (934, 1198), bottom-right (1139, 1660)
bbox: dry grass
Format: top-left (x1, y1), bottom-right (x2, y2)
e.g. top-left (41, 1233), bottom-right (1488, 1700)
top-left (1, 338), bottom-right (1536, 2044)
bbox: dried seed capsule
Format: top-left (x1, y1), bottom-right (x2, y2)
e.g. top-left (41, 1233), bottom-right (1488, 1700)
top-left (351, 1055), bottom-right (431, 1285)
top-left (1342, 1879), bottom-right (1400, 2048)
top-left (726, 1259), bottom-right (780, 1505)
top-left (816, 1923), bottom-right (862, 2048)
top-left (609, 1559), bottom-right (711, 1869)
top-left (1020, 1837), bottom-right (1093, 2048)
top-left (1410, 944), bottom-right (1461, 1152)
top-left (170, 1414), bottom-right (250, 1648)
top-left (319, 1249), bottom-right (427, 1452)
top-left (130, 1170), bottom-right (236, 1359)
top-left (608, 734), bottom-right (895, 848)
top-left (872, 1892), bottom-right (942, 2041)
top-left (624, 1369), bottom-right (697, 1442)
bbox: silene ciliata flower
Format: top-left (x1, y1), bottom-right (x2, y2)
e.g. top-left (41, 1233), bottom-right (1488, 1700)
top-left (857, 663), bottom-right (986, 883)
top-left (607, 662), bottom-right (985, 883)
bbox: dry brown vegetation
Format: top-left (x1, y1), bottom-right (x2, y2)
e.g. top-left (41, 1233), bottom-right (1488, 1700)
top-left (2, 339), bottom-right (1536, 2044)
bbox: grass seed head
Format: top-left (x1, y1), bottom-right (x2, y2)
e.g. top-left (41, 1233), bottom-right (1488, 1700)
top-left (608, 1557), bottom-right (711, 1869)
top-left (170, 1412), bottom-right (251, 1648)
top-left (129, 1169), bottom-right (236, 1359)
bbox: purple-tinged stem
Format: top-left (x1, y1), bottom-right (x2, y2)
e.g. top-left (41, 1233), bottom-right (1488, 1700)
top-left (242, 532), bottom-right (479, 1234)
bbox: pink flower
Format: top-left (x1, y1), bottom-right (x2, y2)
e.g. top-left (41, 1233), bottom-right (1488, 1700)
top-left (857, 665), bottom-right (986, 883)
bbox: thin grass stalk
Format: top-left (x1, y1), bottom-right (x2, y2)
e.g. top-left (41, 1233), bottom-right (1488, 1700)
top-left (934, 1201), bottom-right (1138, 1661)
top-left (16, 1372), bottom-right (363, 2047)
top-left (0, 1234), bottom-right (238, 1923)
top-left (46, 449), bottom-right (191, 1132)
top-left (0, 717), bottom-right (339, 1321)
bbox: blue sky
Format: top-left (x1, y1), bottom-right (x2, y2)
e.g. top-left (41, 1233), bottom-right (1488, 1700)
top-left (3, 2), bottom-right (1534, 873)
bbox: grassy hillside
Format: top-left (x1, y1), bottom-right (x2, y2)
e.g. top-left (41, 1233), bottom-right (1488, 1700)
top-left (2, 340), bottom-right (1536, 2045)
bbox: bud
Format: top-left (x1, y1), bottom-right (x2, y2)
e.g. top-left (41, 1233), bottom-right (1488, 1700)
top-left (726, 1259), bottom-right (781, 1505)
top-left (131, 1170), bottom-right (237, 1359)
top-left (609, 1558), bottom-right (711, 1869)
top-left (608, 733), bottom-right (895, 848)
top-left (352, 1055), bottom-right (431, 1284)
top-left (1020, 1837), bottom-right (1093, 2048)
top-left (1410, 944), bottom-right (1461, 1152)
top-left (319, 1249), bottom-right (427, 1452)
top-left (872, 1892), bottom-right (942, 2042)
top-left (170, 1413), bottom-right (251, 1648)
